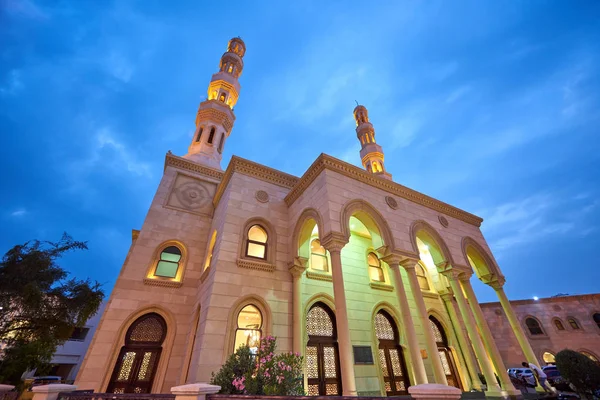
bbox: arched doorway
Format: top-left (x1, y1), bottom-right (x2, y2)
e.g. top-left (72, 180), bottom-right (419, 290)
top-left (107, 313), bottom-right (167, 393)
top-left (429, 316), bottom-right (461, 389)
top-left (374, 311), bottom-right (409, 396)
top-left (306, 302), bottom-right (341, 396)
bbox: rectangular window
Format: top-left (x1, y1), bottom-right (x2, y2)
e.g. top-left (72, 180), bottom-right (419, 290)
top-left (246, 242), bottom-right (266, 259)
top-left (69, 327), bottom-right (90, 341)
top-left (155, 261), bottom-right (178, 278)
top-left (369, 266), bottom-right (384, 282)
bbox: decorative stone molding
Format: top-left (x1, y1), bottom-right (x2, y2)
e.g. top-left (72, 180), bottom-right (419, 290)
top-left (408, 383), bottom-right (461, 400)
top-left (195, 101), bottom-right (235, 132)
top-left (399, 257), bottom-right (420, 270)
top-left (164, 153), bottom-right (224, 181)
top-left (288, 257), bottom-right (307, 278)
top-left (370, 282), bottom-right (394, 292)
top-left (306, 270), bottom-right (333, 282)
top-left (171, 383), bottom-right (221, 400)
top-left (213, 156), bottom-right (299, 207)
top-left (438, 215), bottom-right (449, 227)
top-left (385, 195), bottom-right (398, 209)
top-left (237, 258), bottom-right (276, 272)
top-left (143, 278), bottom-right (183, 288)
top-left (320, 231), bottom-right (349, 252)
top-left (422, 291), bottom-right (440, 300)
top-left (255, 190), bottom-right (269, 203)
top-left (284, 154), bottom-right (483, 227)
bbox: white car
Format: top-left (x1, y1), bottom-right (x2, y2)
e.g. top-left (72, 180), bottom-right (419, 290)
top-left (511, 368), bottom-right (536, 386)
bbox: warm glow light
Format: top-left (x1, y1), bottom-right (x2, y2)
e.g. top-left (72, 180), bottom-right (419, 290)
top-left (533, 296), bottom-right (539, 301)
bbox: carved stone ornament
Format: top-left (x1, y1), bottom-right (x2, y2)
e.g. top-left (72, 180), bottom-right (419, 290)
top-left (174, 181), bottom-right (210, 210)
top-left (255, 190), bottom-right (269, 203)
top-left (385, 196), bottom-right (398, 210)
top-left (438, 215), bottom-right (449, 228)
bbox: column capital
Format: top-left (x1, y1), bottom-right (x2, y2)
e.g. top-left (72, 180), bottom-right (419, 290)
top-left (320, 231), bottom-right (349, 252)
top-left (399, 257), bottom-right (420, 270)
top-left (288, 256), bottom-right (307, 278)
top-left (439, 291), bottom-right (454, 302)
top-left (488, 277), bottom-right (506, 290)
top-left (458, 270), bottom-right (474, 282)
top-left (441, 268), bottom-right (471, 281)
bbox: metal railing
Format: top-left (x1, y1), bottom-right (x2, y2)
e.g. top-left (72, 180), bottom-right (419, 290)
top-left (0, 392), bottom-right (18, 400)
top-left (57, 392), bottom-right (175, 400)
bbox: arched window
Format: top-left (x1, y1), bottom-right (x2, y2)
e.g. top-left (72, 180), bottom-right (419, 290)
top-left (567, 317), bottom-right (580, 330)
top-left (154, 246), bottom-right (182, 278)
top-left (306, 303), bottom-right (341, 396)
top-left (375, 311), bottom-right (409, 395)
top-left (208, 127), bottom-right (215, 144)
top-left (580, 351), bottom-right (599, 362)
top-left (542, 352), bottom-right (556, 365)
top-left (217, 134), bottom-right (225, 154)
top-left (195, 127), bottom-right (203, 142)
top-left (228, 65), bottom-right (233, 73)
top-left (429, 316), bottom-right (461, 389)
top-left (107, 313), bottom-right (167, 394)
top-left (416, 263), bottom-right (430, 291)
top-left (204, 231), bottom-right (217, 271)
top-left (553, 319), bottom-right (565, 331)
top-left (310, 239), bottom-right (328, 272)
top-left (525, 317), bottom-right (544, 335)
top-left (593, 313), bottom-right (600, 330)
top-left (368, 252), bottom-right (384, 282)
top-left (233, 305), bottom-right (262, 353)
top-left (245, 225), bottom-right (268, 260)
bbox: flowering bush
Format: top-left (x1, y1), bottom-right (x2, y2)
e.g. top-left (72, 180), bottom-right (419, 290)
top-left (211, 336), bottom-right (303, 395)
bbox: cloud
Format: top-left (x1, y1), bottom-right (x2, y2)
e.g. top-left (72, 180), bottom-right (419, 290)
top-left (105, 52), bottom-right (135, 83)
top-left (95, 128), bottom-right (152, 177)
top-left (10, 208), bottom-right (28, 217)
top-left (0, 70), bottom-right (24, 96)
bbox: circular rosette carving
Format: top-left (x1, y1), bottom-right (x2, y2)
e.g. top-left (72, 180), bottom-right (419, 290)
top-left (175, 181), bottom-right (210, 210)
top-left (385, 196), bottom-right (398, 210)
top-left (255, 190), bottom-right (269, 203)
top-left (438, 215), bottom-right (449, 228)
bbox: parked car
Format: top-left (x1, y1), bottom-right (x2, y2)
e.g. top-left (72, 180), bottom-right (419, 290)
top-left (511, 368), bottom-right (536, 387)
top-left (29, 376), bottom-right (62, 389)
top-left (545, 368), bottom-right (571, 391)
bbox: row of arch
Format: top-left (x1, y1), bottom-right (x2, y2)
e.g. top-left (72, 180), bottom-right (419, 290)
top-left (542, 349), bottom-right (599, 365)
top-left (525, 313), bottom-right (600, 336)
top-left (195, 125), bottom-right (225, 154)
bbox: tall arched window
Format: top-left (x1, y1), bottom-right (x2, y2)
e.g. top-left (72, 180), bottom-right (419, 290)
top-left (310, 239), bottom-right (328, 272)
top-left (219, 93), bottom-right (226, 102)
top-left (195, 127), bottom-right (203, 142)
top-left (306, 303), bottom-right (341, 396)
top-left (416, 263), bottom-right (430, 291)
top-left (233, 305), bottom-right (262, 353)
top-left (217, 134), bottom-right (225, 154)
top-left (593, 313), bottom-right (600, 330)
top-left (567, 317), bottom-right (580, 330)
top-left (208, 127), bottom-right (215, 144)
top-left (204, 231), bottom-right (217, 271)
top-left (245, 225), bottom-right (268, 260)
top-left (375, 311), bottom-right (409, 395)
top-left (429, 316), bottom-right (461, 389)
top-left (107, 313), bottom-right (167, 394)
top-left (553, 318), bottom-right (565, 331)
top-left (525, 317), bottom-right (544, 335)
top-left (368, 252), bottom-right (384, 282)
top-left (154, 246), bottom-right (182, 278)
top-left (542, 352), bottom-right (556, 365)
top-left (580, 351), bottom-right (599, 362)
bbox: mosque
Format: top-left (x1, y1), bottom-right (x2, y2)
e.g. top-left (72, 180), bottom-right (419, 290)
top-left (75, 37), bottom-right (542, 397)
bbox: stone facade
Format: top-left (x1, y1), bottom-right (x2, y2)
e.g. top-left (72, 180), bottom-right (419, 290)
top-left (75, 38), bottom-right (540, 397)
top-left (481, 294), bottom-right (600, 368)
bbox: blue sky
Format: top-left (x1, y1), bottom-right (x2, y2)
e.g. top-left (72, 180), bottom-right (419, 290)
top-left (1, 0), bottom-right (599, 302)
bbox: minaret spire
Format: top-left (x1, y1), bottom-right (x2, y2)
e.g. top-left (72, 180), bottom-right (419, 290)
top-left (184, 37), bottom-right (246, 169)
top-left (353, 104), bottom-right (392, 180)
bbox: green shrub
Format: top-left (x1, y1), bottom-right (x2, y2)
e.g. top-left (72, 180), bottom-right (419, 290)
top-left (210, 336), bottom-right (304, 396)
top-left (555, 349), bottom-right (600, 398)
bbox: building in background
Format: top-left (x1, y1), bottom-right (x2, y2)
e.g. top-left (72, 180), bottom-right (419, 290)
top-left (47, 302), bottom-right (107, 382)
top-left (481, 294), bottom-right (600, 368)
top-left (75, 38), bottom-right (546, 397)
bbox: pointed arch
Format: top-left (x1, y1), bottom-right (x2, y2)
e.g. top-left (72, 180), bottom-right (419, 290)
top-left (461, 236), bottom-right (502, 284)
top-left (409, 220), bottom-right (454, 265)
top-left (100, 305), bottom-right (177, 393)
top-left (340, 199), bottom-right (395, 250)
top-left (291, 208), bottom-right (325, 259)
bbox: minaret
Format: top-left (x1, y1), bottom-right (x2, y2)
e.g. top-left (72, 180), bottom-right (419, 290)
top-left (353, 104), bottom-right (392, 180)
top-left (184, 37), bottom-right (246, 169)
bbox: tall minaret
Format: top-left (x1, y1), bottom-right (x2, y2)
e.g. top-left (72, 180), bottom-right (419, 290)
top-left (184, 37), bottom-right (246, 169)
top-left (353, 104), bottom-right (392, 180)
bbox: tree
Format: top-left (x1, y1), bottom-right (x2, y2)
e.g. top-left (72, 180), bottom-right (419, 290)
top-left (0, 233), bottom-right (105, 387)
top-left (555, 349), bottom-right (600, 399)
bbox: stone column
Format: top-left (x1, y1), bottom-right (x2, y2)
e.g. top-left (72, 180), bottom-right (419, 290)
top-left (444, 271), bottom-right (503, 397)
top-left (440, 292), bottom-right (482, 391)
top-left (491, 280), bottom-right (541, 367)
top-left (288, 257), bottom-right (307, 356)
top-left (32, 384), bottom-right (77, 400)
top-left (171, 383), bottom-right (221, 400)
top-left (401, 258), bottom-right (447, 385)
top-left (459, 275), bottom-right (519, 395)
top-left (322, 232), bottom-right (357, 396)
top-left (383, 255), bottom-right (428, 384)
